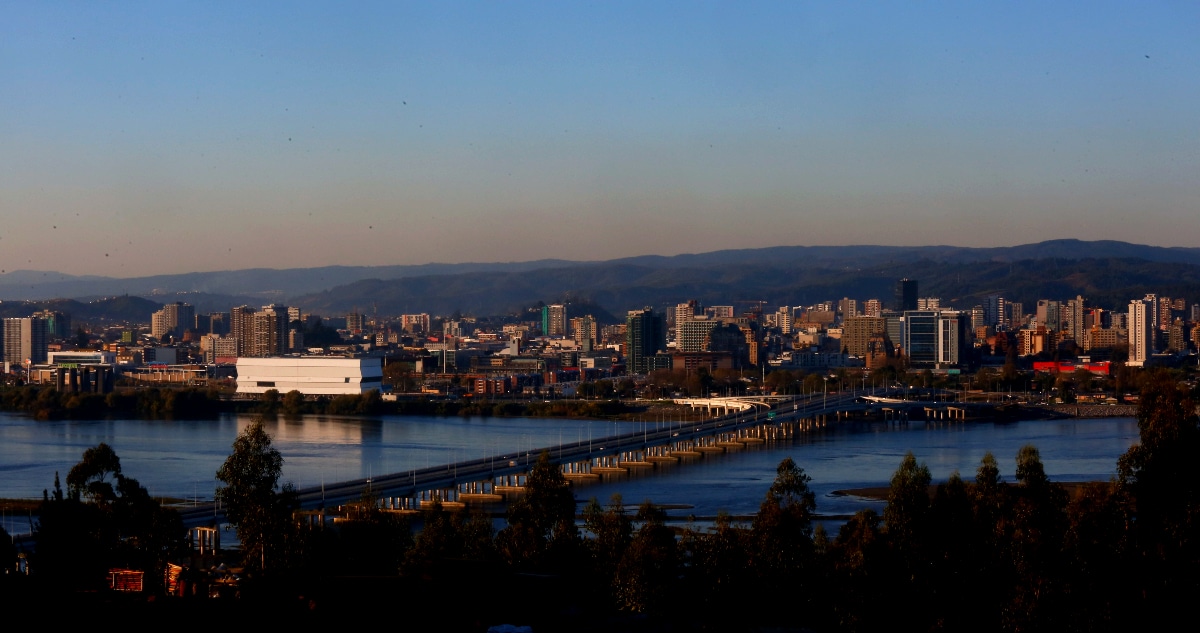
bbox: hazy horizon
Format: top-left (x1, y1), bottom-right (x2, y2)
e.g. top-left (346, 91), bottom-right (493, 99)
top-left (5, 3), bottom-right (1199, 277)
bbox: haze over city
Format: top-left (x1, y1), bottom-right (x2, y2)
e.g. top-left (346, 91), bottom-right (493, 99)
top-left (4, 2), bottom-right (1199, 277)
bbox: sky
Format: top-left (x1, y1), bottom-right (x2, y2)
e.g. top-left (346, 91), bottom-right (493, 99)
top-left (3, 2), bottom-right (1199, 277)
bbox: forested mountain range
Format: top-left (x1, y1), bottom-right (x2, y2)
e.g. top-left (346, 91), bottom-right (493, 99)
top-left (3, 240), bottom-right (1200, 322)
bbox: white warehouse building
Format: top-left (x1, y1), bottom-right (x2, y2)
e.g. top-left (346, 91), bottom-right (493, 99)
top-left (235, 357), bottom-right (384, 396)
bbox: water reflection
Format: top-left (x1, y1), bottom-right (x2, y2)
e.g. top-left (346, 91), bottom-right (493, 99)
top-left (0, 412), bottom-right (1138, 525)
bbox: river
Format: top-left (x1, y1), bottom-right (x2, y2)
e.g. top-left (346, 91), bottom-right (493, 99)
top-left (0, 411), bottom-right (1139, 534)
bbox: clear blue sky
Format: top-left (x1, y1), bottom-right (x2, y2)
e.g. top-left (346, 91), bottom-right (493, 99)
top-left (3, 2), bottom-right (1198, 276)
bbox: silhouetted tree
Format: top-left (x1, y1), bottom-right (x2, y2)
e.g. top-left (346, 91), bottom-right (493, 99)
top-left (215, 419), bottom-right (297, 573)
top-left (495, 451), bottom-right (579, 571)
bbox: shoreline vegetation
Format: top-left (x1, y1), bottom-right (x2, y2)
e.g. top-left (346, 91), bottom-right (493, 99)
top-left (0, 383), bottom-right (1137, 423)
top-left (0, 384), bottom-right (678, 421)
top-left (832, 480), bottom-right (1102, 502)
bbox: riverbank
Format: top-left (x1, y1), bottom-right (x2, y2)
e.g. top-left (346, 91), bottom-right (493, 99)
top-left (833, 480), bottom-right (1107, 502)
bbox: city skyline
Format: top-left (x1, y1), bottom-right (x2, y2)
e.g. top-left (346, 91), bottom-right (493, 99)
top-left (4, 3), bottom-right (1199, 277)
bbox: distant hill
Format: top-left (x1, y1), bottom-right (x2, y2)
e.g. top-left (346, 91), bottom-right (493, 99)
top-left (0, 296), bottom-right (162, 323)
top-left (0, 260), bottom-right (584, 302)
top-left (4, 240), bottom-right (1200, 320)
top-left (292, 255), bottom-right (1200, 317)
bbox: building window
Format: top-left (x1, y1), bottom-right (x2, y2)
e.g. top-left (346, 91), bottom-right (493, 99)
top-left (256, 381), bottom-right (275, 387)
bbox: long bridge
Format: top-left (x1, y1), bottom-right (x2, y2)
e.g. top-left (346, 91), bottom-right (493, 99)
top-left (178, 390), bottom-right (982, 529)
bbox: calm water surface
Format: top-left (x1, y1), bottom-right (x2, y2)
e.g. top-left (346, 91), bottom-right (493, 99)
top-left (0, 411), bottom-right (1139, 530)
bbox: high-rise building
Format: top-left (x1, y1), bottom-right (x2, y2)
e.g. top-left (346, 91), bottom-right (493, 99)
top-left (902, 311), bottom-right (939, 367)
top-left (863, 299), bottom-right (882, 318)
top-left (346, 311), bottom-right (365, 334)
top-left (625, 308), bottom-right (667, 374)
top-left (775, 306), bottom-right (793, 334)
top-left (895, 278), bottom-right (918, 312)
top-left (674, 301), bottom-right (701, 339)
top-left (401, 313), bottom-right (430, 334)
top-left (1008, 302), bottom-right (1025, 329)
top-left (902, 310), bottom-right (964, 368)
top-left (1158, 296), bottom-right (1173, 331)
top-left (230, 306), bottom-right (256, 356)
top-left (706, 306), bottom-right (734, 319)
top-left (838, 298), bottom-right (858, 321)
top-left (1167, 318), bottom-right (1187, 354)
top-left (677, 317), bottom-right (716, 353)
top-left (1142, 294), bottom-right (1159, 333)
top-left (3, 317), bottom-right (49, 366)
top-left (229, 304), bottom-right (290, 358)
top-left (1036, 300), bottom-right (1062, 331)
top-left (969, 306), bottom-right (985, 330)
top-left (984, 295), bottom-right (1007, 329)
top-left (571, 315), bottom-right (597, 351)
top-left (32, 310), bottom-right (71, 340)
top-left (1064, 296), bottom-right (1086, 344)
top-left (842, 316), bottom-right (888, 357)
top-left (1128, 298), bottom-right (1153, 366)
top-left (937, 312), bottom-right (965, 366)
top-left (542, 304), bottom-right (567, 337)
top-left (151, 302), bottom-right (194, 340)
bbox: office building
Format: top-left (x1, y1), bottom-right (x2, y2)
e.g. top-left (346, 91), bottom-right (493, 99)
top-left (32, 310), bottom-right (71, 340)
top-left (895, 278), bottom-right (918, 312)
top-left (626, 308), bottom-right (667, 374)
top-left (984, 295), bottom-right (1007, 329)
top-left (902, 310), bottom-right (964, 368)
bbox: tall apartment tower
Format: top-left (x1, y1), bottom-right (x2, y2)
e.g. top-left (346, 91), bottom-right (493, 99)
top-left (984, 295), bottom-right (1007, 329)
top-left (401, 313), bottom-right (430, 334)
top-left (542, 304), bottom-right (567, 337)
top-left (1036, 300), bottom-right (1062, 331)
top-left (346, 311), bottom-right (365, 334)
top-left (775, 306), bottom-right (794, 334)
top-left (571, 315), bottom-right (597, 352)
top-left (151, 302), bottom-right (194, 340)
top-left (1142, 294), bottom-right (1159, 332)
top-left (1158, 296), bottom-right (1174, 331)
top-left (1128, 298), bottom-right (1153, 366)
top-left (838, 298), bottom-right (858, 321)
top-left (2, 317), bottom-right (49, 366)
top-left (1009, 302), bottom-right (1025, 329)
top-left (249, 305), bottom-right (289, 357)
top-left (1065, 296), bottom-right (1086, 344)
top-left (625, 308), bottom-right (667, 374)
top-left (230, 306), bottom-right (256, 356)
top-left (674, 301), bottom-right (701, 339)
top-left (895, 278), bottom-right (918, 312)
